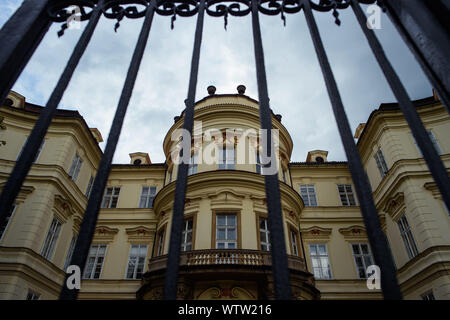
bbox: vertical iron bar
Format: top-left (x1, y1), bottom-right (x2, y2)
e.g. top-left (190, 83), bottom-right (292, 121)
top-left (383, 0), bottom-right (450, 113)
top-left (351, 0), bottom-right (450, 218)
top-left (164, 0), bottom-right (206, 300)
top-left (251, 0), bottom-right (292, 300)
top-left (0, 0), bottom-right (52, 105)
top-left (59, 0), bottom-right (156, 300)
top-left (0, 1), bottom-right (103, 233)
top-left (302, 0), bottom-right (402, 299)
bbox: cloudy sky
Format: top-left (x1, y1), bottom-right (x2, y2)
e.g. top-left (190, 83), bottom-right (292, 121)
top-left (0, 1), bottom-right (432, 164)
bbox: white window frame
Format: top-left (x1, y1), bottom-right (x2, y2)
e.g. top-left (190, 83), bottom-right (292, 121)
top-left (216, 214), bottom-right (237, 249)
top-left (0, 204), bottom-right (17, 243)
top-left (41, 217), bottom-right (62, 260)
top-left (397, 214), bottom-right (419, 259)
top-left (218, 145), bottom-right (235, 170)
top-left (309, 243), bottom-right (333, 280)
top-left (181, 219), bottom-right (193, 252)
top-left (68, 153), bottom-right (83, 181)
top-left (299, 185), bottom-right (318, 207)
top-left (101, 186), bottom-right (121, 208)
top-left (290, 229), bottom-right (299, 256)
top-left (139, 186), bottom-right (157, 208)
top-left (351, 243), bottom-right (374, 279)
top-left (85, 175), bottom-right (94, 198)
top-left (157, 229), bottom-right (165, 256)
top-left (83, 244), bottom-right (107, 279)
top-left (125, 244), bottom-right (147, 279)
top-left (374, 148), bottom-right (389, 178)
top-left (188, 153), bottom-right (198, 175)
top-left (337, 184), bottom-right (357, 206)
top-left (63, 235), bottom-right (77, 271)
top-left (255, 151), bottom-right (262, 174)
top-left (259, 217), bottom-right (271, 251)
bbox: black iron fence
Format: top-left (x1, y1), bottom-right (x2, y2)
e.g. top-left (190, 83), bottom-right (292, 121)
top-left (0, 0), bottom-right (449, 300)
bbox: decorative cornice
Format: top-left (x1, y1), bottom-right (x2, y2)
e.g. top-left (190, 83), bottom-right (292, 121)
top-left (383, 192), bottom-right (405, 221)
top-left (125, 226), bottom-right (154, 242)
top-left (338, 225), bottom-right (368, 240)
top-left (300, 226), bottom-right (332, 240)
top-left (53, 194), bottom-right (75, 222)
top-left (0, 182), bottom-right (34, 204)
top-left (423, 182), bottom-right (442, 200)
top-left (93, 226), bottom-right (119, 243)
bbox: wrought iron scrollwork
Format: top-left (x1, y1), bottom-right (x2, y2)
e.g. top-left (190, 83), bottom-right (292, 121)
top-left (258, 0), bottom-right (302, 26)
top-left (309, 0), bottom-right (350, 25)
top-left (156, 0), bottom-right (199, 29)
top-left (47, 0), bottom-right (96, 36)
top-left (102, 0), bottom-right (149, 31)
top-left (206, 0), bottom-right (251, 30)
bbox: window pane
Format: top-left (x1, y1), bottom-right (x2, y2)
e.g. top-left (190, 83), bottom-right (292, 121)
top-left (217, 215), bottom-right (226, 226)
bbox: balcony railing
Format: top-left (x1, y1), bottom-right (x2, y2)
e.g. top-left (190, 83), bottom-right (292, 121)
top-left (148, 249), bottom-right (306, 273)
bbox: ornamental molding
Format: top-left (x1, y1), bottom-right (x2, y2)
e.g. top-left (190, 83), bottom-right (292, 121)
top-left (423, 182), bottom-right (441, 200)
top-left (94, 226), bottom-right (119, 243)
top-left (125, 226), bottom-right (154, 242)
top-left (53, 194), bottom-right (76, 223)
top-left (383, 192), bottom-right (405, 221)
top-left (300, 226), bottom-right (332, 240)
top-left (338, 225), bottom-right (368, 240)
top-left (0, 183), bottom-right (34, 204)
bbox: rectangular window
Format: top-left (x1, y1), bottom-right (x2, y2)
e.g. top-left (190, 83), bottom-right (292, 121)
top-left (63, 235), bottom-right (77, 272)
top-left (397, 214), bottom-right (419, 259)
top-left (309, 244), bottom-right (332, 279)
top-left (126, 244), bottom-right (147, 279)
top-left (413, 130), bottom-right (443, 157)
top-left (181, 219), bottom-right (193, 251)
top-left (26, 290), bottom-right (40, 300)
top-left (216, 214), bottom-right (237, 249)
top-left (259, 218), bottom-right (271, 251)
top-left (41, 217), bottom-right (62, 260)
top-left (300, 185), bottom-right (318, 207)
top-left (0, 204), bottom-right (16, 242)
top-left (421, 290), bottom-right (435, 300)
top-left (218, 146), bottom-right (235, 170)
top-left (338, 184), bottom-right (356, 206)
top-left (188, 153), bottom-right (198, 175)
top-left (290, 229), bottom-right (299, 256)
top-left (17, 138), bottom-right (45, 163)
top-left (351, 243), bottom-right (374, 279)
top-left (157, 229), bottom-right (165, 256)
top-left (139, 186), bottom-right (157, 208)
top-left (83, 244), bottom-right (107, 279)
top-left (85, 175), bottom-right (94, 198)
top-left (101, 187), bottom-right (120, 208)
top-left (68, 153), bottom-right (83, 181)
top-left (282, 168), bottom-right (288, 184)
top-left (374, 148), bottom-right (389, 178)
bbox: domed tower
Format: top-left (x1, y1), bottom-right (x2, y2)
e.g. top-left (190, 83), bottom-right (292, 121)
top-left (138, 86), bottom-right (319, 300)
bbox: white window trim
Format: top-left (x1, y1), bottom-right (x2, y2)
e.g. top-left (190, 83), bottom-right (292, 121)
top-left (309, 243), bottom-right (333, 280)
top-left (397, 214), bottom-right (419, 260)
top-left (68, 153), bottom-right (83, 181)
top-left (85, 175), bottom-right (94, 198)
top-left (216, 215), bottom-right (237, 249)
top-left (374, 148), bottom-right (389, 178)
top-left (101, 186), bottom-right (121, 208)
top-left (259, 217), bottom-right (271, 251)
top-left (138, 186), bottom-right (157, 208)
top-left (40, 217), bottom-right (62, 260)
top-left (299, 184), bottom-right (318, 207)
top-left (218, 145), bottom-right (235, 170)
top-left (181, 219), bottom-right (193, 252)
top-left (125, 244), bottom-right (148, 280)
top-left (337, 184), bottom-right (357, 206)
top-left (83, 244), bottom-right (108, 279)
top-left (350, 243), bottom-right (374, 279)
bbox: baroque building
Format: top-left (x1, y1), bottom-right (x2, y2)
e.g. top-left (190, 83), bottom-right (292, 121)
top-left (0, 87), bottom-right (449, 300)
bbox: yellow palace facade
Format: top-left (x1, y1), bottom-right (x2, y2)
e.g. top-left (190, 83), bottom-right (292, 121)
top-left (0, 87), bottom-right (449, 300)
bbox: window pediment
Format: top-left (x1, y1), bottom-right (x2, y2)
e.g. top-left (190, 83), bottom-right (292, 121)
top-left (53, 194), bottom-right (75, 222)
top-left (300, 226), bottom-right (332, 240)
top-left (0, 183), bottom-right (34, 204)
top-left (383, 192), bottom-right (405, 221)
top-left (94, 226), bottom-right (119, 242)
top-left (338, 225), bottom-right (367, 240)
top-left (126, 226), bottom-right (153, 241)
